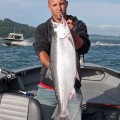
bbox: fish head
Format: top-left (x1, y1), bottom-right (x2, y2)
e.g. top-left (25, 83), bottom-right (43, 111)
top-left (52, 18), bottom-right (70, 39)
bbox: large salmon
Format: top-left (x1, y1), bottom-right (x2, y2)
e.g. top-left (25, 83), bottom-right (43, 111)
top-left (50, 18), bottom-right (79, 120)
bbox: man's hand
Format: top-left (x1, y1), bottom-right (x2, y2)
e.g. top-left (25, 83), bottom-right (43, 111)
top-left (39, 51), bottom-right (50, 68)
top-left (66, 19), bottom-right (83, 49)
top-left (66, 19), bottom-right (74, 30)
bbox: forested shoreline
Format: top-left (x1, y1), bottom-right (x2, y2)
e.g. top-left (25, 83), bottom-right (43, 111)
top-left (0, 18), bottom-right (35, 38)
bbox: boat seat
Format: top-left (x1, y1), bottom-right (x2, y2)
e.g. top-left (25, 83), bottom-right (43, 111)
top-left (0, 93), bottom-right (43, 120)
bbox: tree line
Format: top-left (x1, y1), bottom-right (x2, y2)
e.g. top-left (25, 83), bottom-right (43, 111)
top-left (0, 18), bottom-right (35, 38)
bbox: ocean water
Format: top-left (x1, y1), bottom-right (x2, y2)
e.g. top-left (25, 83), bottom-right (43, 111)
top-left (0, 37), bottom-right (120, 71)
top-left (85, 38), bottom-right (120, 71)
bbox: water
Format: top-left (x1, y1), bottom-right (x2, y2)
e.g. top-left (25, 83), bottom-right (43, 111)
top-left (85, 38), bottom-right (120, 71)
top-left (0, 39), bottom-right (40, 71)
top-left (0, 37), bottom-right (120, 71)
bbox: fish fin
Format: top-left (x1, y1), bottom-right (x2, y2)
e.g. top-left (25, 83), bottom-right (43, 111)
top-left (75, 69), bottom-right (80, 81)
top-left (45, 67), bottom-right (52, 80)
top-left (51, 105), bottom-right (58, 119)
top-left (69, 88), bottom-right (76, 100)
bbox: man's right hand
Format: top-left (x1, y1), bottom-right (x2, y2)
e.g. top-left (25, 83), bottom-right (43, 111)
top-left (39, 51), bottom-right (50, 68)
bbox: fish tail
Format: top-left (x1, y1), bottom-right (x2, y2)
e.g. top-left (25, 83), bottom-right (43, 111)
top-left (51, 107), bottom-right (71, 120)
top-left (57, 110), bottom-right (71, 120)
top-left (75, 68), bottom-right (80, 81)
top-left (59, 109), bottom-right (71, 120)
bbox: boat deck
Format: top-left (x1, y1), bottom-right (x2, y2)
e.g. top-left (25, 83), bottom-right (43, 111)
top-left (0, 63), bottom-right (120, 119)
top-left (82, 81), bottom-right (120, 105)
top-left (80, 63), bottom-right (120, 106)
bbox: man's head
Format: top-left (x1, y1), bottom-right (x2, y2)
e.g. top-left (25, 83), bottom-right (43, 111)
top-left (48, 0), bottom-right (68, 23)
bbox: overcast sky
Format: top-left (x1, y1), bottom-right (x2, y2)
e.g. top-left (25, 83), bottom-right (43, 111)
top-left (0, 0), bottom-right (120, 36)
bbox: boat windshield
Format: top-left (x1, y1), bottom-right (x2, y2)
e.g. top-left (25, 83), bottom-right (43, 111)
top-left (15, 35), bottom-right (22, 40)
top-left (7, 33), bottom-right (23, 40)
top-left (8, 34), bottom-right (14, 38)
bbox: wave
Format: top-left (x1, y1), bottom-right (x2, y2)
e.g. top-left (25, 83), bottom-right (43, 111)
top-left (12, 40), bottom-right (33, 46)
top-left (92, 41), bottom-right (120, 46)
top-left (0, 37), bottom-right (34, 46)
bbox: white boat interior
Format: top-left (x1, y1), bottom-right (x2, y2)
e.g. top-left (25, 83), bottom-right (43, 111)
top-left (0, 62), bottom-right (120, 119)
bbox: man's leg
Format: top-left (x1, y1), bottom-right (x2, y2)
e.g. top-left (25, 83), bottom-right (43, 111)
top-left (35, 85), bottom-right (57, 120)
top-left (35, 86), bottom-right (82, 120)
top-left (68, 88), bottom-right (83, 120)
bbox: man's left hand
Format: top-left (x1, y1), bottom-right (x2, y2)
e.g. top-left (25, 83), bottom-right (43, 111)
top-left (66, 19), bottom-right (74, 30)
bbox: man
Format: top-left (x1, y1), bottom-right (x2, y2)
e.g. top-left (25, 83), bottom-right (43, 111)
top-left (33, 0), bottom-right (90, 119)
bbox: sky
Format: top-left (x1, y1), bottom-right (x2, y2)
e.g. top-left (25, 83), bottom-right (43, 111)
top-left (0, 0), bottom-right (120, 36)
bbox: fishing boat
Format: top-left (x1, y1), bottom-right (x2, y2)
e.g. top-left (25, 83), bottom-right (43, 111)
top-left (2, 32), bottom-right (24, 46)
top-left (0, 57), bottom-right (120, 119)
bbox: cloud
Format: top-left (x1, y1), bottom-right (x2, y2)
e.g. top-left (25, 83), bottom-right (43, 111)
top-left (68, 0), bottom-right (120, 24)
top-left (88, 25), bottom-right (120, 36)
top-left (0, 0), bottom-right (120, 36)
top-left (67, 0), bottom-right (120, 36)
top-left (0, 0), bottom-right (50, 26)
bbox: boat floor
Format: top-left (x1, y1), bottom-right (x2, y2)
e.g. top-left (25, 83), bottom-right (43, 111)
top-left (0, 64), bottom-right (120, 119)
top-left (81, 81), bottom-right (120, 105)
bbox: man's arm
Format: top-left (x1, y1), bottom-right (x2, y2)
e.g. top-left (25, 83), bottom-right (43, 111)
top-left (33, 24), bottom-right (51, 67)
top-left (67, 18), bottom-right (90, 54)
top-left (38, 51), bottom-right (50, 68)
top-left (70, 30), bottom-right (83, 49)
top-left (67, 19), bottom-right (84, 50)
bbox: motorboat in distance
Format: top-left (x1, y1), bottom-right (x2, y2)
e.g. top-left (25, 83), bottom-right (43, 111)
top-left (2, 32), bottom-right (24, 46)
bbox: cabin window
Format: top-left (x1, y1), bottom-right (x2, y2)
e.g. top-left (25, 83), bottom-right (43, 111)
top-left (15, 36), bottom-right (21, 39)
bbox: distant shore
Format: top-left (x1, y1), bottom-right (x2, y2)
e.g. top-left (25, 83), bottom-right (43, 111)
top-left (89, 34), bottom-right (120, 40)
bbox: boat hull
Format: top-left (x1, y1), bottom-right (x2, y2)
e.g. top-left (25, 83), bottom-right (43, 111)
top-left (1, 32), bottom-right (24, 46)
top-left (0, 63), bottom-right (120, 119)
top-left (2, 39), bottom-right (23, 46)
top-left (0, 63), bottom-right (120, 105)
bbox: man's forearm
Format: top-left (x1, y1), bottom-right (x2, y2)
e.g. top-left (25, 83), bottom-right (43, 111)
top-left (39, 51), bottom-right (50, 68)
top-left (71, 30), bottom-right (83, 49)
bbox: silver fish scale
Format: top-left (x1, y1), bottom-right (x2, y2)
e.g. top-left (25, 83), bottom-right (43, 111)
top-left (50, 20), bottom-right (77, 120)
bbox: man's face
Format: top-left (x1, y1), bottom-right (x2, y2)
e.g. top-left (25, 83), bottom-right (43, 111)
top-left (48, 0), bottom-right (68, 22)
